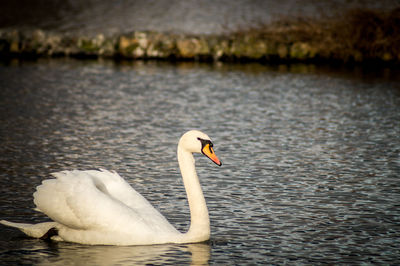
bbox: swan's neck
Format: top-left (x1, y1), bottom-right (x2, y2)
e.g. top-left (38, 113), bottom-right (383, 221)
top-left (178, 146), bottom-right (210, 242)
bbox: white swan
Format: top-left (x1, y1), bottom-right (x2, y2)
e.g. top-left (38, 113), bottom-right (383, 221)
top-left (0, 130), bottom-right (221, 245)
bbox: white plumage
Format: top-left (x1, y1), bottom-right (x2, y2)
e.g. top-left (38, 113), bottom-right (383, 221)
top-left (1, 130), bottom-right (221, 245)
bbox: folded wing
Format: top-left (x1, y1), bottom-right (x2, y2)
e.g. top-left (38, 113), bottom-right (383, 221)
top-left (33, 169), bottom-right (176, 235)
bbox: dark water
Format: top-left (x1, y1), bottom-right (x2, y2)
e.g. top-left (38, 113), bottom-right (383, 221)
top-left (1, 0), bottom-right (399, 35)
top-left (0, 59), bottom-right (400, 265)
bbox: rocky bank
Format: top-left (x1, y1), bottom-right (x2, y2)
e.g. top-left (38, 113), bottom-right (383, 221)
top-left (1, 8), bottom-right (399, 64)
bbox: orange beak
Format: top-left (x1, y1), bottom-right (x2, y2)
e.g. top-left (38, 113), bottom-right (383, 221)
top-left (202, 143), bottom-right (222, 166)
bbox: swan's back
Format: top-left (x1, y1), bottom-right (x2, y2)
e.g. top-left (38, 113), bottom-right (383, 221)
top-left (33, 169), bottom-right (180, 245)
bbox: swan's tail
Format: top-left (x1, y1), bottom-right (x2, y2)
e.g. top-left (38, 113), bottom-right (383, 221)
top-left (0, 220), bottom-right (58, 239)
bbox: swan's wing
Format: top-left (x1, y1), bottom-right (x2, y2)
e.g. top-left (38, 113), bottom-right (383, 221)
top-left (78, 169), bottom-right (156, 212)
top-left (33, 169), bottom-right (175, 234)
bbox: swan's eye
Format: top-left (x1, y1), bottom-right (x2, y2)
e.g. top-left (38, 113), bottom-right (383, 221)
top-left (197, 138), bottom-right (212, 148)
top-left (198, 138), bottom-right (214, 155)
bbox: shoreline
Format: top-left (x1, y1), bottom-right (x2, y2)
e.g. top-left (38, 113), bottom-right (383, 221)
top-left (1, 8), bottom-right (399, 65)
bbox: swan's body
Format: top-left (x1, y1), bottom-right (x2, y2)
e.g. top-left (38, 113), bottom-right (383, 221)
top-left (1, 130), bottom-right (221, 245)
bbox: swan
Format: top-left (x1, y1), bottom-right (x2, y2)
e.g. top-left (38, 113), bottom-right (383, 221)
top-left (0, 130), bottom-right (221, 245)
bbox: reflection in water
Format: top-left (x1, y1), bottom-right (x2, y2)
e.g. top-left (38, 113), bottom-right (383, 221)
top-left (31, 242), bottom-right (210, 266)
top-left (2, 236), bottom-right (211, 265)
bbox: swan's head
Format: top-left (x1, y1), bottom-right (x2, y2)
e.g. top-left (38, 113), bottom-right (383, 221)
top-left (179, 130), bottom-right (222, 166)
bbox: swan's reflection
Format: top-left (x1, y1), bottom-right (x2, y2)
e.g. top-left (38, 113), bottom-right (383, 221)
top-left (33, 241), bottom-right (210, 266)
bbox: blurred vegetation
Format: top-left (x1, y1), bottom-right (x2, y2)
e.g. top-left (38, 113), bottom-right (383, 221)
top-left (0, 8), bottom-right (399, 64)
top-left (236, 7), bottom-right (400, 63)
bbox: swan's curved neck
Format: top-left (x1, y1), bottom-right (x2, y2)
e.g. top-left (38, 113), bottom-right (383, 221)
top-left (177, 146), bottom-right (210, 242)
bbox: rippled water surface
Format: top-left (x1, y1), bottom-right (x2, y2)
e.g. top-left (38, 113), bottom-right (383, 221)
top-left (0, 59), bottom-right (399, 264)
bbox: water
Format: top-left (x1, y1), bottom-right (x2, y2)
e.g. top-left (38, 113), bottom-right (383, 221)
top-left (0, 59), bottom-right (399, 264)
top-left (1, 0), bottom-right (399, 35)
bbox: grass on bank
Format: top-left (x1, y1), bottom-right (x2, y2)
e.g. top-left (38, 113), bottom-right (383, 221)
top-left (234, 7), bottom-right (400, 63)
